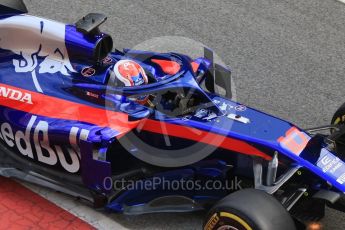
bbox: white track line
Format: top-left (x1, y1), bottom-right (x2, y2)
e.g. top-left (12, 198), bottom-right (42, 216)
top-left (337, 0), bottom-right (345, 4)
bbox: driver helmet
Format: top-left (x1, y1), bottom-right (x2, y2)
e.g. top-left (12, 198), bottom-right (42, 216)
top-left (113, 59), bottom-right (149, 104)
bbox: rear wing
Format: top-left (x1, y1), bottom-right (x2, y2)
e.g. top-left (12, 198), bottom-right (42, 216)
top-left (0, 0), bottom-right (28, 15)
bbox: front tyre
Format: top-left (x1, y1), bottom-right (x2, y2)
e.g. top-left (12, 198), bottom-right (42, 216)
top-left (203, 189), bottom-right (296, 230)
top-left (331, 102), bottom-right (345, 154)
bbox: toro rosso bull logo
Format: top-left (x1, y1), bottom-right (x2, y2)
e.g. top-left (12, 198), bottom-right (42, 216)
top-left (0, 115), bottom-right (89, 173)
top-left (0, 15), bottom-right (75, 93)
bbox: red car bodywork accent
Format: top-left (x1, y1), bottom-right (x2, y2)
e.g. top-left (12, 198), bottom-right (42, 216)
top-left (277, 126), bottom-right (310, 156)
top-left (151, 59), bottom-right (181, 75)
top-left (191, 61), bottom-right (200, 73)
top-left (0, 83), bottom-right (138, 135)
top-left (141, 119), bottom-right (272, 160)
top-left (0, 83), bottom-right (271, 160)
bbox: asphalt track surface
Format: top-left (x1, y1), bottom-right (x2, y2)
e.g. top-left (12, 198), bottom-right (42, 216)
top-left (21, 0), bottom-right (345, 229)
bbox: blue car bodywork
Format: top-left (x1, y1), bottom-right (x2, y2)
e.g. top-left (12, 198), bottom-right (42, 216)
top-left (0, 1), bottom-right (344, 217)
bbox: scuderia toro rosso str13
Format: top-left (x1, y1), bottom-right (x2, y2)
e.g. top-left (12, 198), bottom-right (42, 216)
top-left (1, 1), bottom-right (345, 229)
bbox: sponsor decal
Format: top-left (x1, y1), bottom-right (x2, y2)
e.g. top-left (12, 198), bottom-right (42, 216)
top-left (219, 212), bottom-right (252, 230)
top-left (86, 91), bottom-right (99, 99)
top-left (204, 213), bottom-right (220, 230)
top-left (203, 112), bottom-right (218, 121)
top-left (212, 99), bottom-right (221, 104)
top-left (195, 109), bottom-right (209, 118)
top-left (0, 116), bottom-right (89, 173)
top-left (317, 149), bottom-right (345, 185)
top-left (194, 109), bottom-right (218, 121)
top-left (102, 56), bottom-right (113, 65)
top-left (235, 104), bottom-right (247, 112)
top-left (212, 99), bottom-right (237, 112)
top-left (0, 83), bottom-right (135, 134)
top-left (219, 102), bottom-right (228, 111)
top-left (81, 67), bottom-right (96, 77)
top-left (0, 86), bottom-right (33, 104)
top-left (182, 115), bottom-right (192, 121)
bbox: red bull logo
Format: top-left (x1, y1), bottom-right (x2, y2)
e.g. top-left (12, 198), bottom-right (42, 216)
top-left (0, 115), bottom-right (89, 173)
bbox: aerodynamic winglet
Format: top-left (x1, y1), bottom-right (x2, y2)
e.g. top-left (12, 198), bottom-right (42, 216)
top-left (0, 0), bottom-right (28, 15)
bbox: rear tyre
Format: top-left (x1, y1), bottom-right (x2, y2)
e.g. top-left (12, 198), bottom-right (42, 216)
top-left (203, 189), bottom-right (296, 230)
top-left (331, 102), bottom-right (345, 154)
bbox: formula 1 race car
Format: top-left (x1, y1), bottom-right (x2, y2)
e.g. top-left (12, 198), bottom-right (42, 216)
top-left (1, 1), bottom-right (345, 229)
